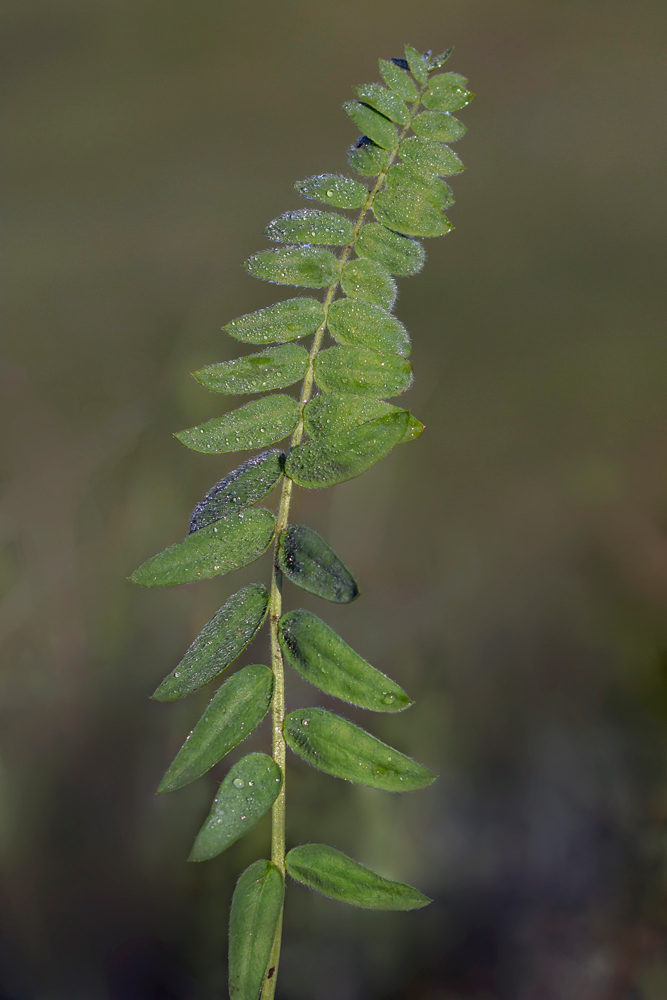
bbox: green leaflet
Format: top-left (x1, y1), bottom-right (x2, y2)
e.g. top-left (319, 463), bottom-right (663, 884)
top-left (294, 173), bottom-right (368, 210)
top-left (400, 136), bottom-right (465, 177)
top-left (193, 344), bottom-right (309, 395)
top-left (327, 298), bottom-right (411, 357)
top-left (428, 48), bottom-right (454, 71)
top-left (279, 609), bottom-right (411, 711)
top-left (189, 451), bottom-right (285, 532)
top-left (157, 664), bottom-right (273, 793)
top-left (342, 101), bottom-right (397, 150)
top-left (411, 111), bottom-right (467, 142)
top-left (354, 83), bottom-right (409, 125)
top-left (404, 44), bottom-right (428, 86)
top-left (243, 246), bottom-right (338, 287)
top-left (189, 753), bottom-right (282, 861)
top-left (304, 393), bottom-right (423, 445)
top-left (355, 223), bottom-right (426, 277)
top-left (286, 411), bottom-right (410, 488)
top-left (228, 860), bottom-right (284, 1000)
top-left (374, 187), bottom-right (453, 238)
top-left (278, 526), bottom-right (359, 603)
top-left (314, 346), bottom-right (413, 397)
top-left (422, 74), bottom-right (474, 112)
top-left (152, 583), bottom-right (269, 701)
top-left (286, 844), bottom-right (430, 910)
top-left (265, 209), bottom-right (354, 246)
top-left (224, 297), bottom-right (323, 345)
top-left (284, 708), bottom-right (436, 791)
top-left (129, 510), bottom-right (275, 589)
top-left (378, 58), bottom-right (418, 102)
top-left (385, 164), bottom-right (455, 211)
top-left (340, 259), bottom-right (397, 310)
top-left (347, 139), bottom-right (390, 178)
top-left (175, 395), bottom-right (299, 454)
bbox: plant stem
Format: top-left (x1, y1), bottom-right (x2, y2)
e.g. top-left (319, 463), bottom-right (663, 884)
top-left (259, 90), bottom-right (425, 1000)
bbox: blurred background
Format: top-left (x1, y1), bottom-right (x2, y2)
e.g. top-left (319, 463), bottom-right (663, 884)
top-left (2, 1), bottom-right (667, 997)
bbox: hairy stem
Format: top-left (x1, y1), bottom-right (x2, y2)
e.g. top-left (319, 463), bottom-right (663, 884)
top-left (260, 89), bottom-right (425, 1000)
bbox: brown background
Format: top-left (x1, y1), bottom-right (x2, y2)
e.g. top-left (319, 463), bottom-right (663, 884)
top-left (2, 1), bottom-right (667, 997)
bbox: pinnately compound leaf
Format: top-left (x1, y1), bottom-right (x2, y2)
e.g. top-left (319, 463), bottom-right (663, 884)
top-left (175, 395), bottom-right (299, 453)
top-left (152, 583), bottom-right (270, 701)
top-left (129, 510), bottom-right (275, 589)
top-left (279, 610), bottom-right (411, 711)
top-left (224, 297), bottom-right (323, 345)
top-left (327, 298), bottom-right (411, 356)
top-left (347, 139), bottom-right (390, 178)
top-left (294, 173), bottom-right (369, 210)
top-left (284, 707), bottom-right (436, 790)
top-left (340, 259), bottom-right (397, 310)
top-left (342, 101), bottom-right (397, 150)
top-left (411, 111), bottom-right (467, 142)
top-left (189, 451), bottom-right (285, 532)
top-left (374, 188), bottom-right (453, 239)
top-left (157, 664), bottom-right (273, 793)
top-left (314, 346), bottom-right (413, 397)
top-left (304, 393), bottom-right (423, 444)
top-left (243, 246), bottom-right (338, 287)
top-left (354, 83), bottom-right (409, 125)
top-left (378, 58), bottom-right (418, 102)
top-left (193, 344), bottom-right (309, 395)
top-left (355, 224), bottom-right (426, 277)
top-left (228, 860), bottom-right (284, 1000)
top-left (189, 753), bottom-right (282, 861)
top-left (404, 44), bottom-right (428, 86)
top-left (278, 526), bottom-right (359, 603)
top-left (286, 844), bottom-right (431, 910)
top-left (286, 411), bottom-right (410, 488)
top-left (400, 136), bottom-right (465, 178)
top-left (264, 209), bottom-right (355, 246)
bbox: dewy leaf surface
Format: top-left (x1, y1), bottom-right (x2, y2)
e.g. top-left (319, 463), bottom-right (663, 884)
top-left (294, 173), bottom-right (368, 210)
top-left (411, 111), bottom-right (467, 142)
top-left (327, 298), bottom-right (411, 356)
top-left (228, 860), bottom-right (284, 1000)
top-left (279, 610), bottom-right (411, 711)
top-left (286, 411), bottom-right (409, 488)
top-left (265, 209), bottom-right (355, 246)
top-left (193, 344), bottom-right (309, 395)
top-left (243, 246), bottom-right (339, 287)
top-left (175, 395), bottom-right (299, 453)
top-left (354, 83), bottom-right (409, 125)
top-left (355, 224), bottom-right (426, 277)
top-left (374, 188), bottom-right (453, 238)
top-left (421, 75), bottom-right (474, 112)
top-left (340, 259), bottom-right (397, 310)
top-left (386, 165), bottom-right (455, 210)
top-left (404, 44), bottom-right (428, 86)
top-left (278, 526), bottom-right (359, 604)
top-left (304, 393), bottom-right (423, 444)
top-left (286, 844), bottom-right (431, 910)
top-left (189, 451), bottom-right (285, 532)
top-left (342, 101), bottom-right (397, 150)
top-left (400, 136), bottom-right (465, 177)
top-left (189, 753), bottom-right (282, 861)
top-left (129, 510), bottom-right (275, 589)
top-left (157, 664), bottom-right (273, 793)
top-left (224, 297), bottom-right (323, 345)
top-left (315, 346), bottom-right (413, 397)
top-left (347, 139), bottom-right (390, 177)
top-left (152, 583), bottom-right (270, 701)
top-left (378, 58), bottom-right (418, 102)
top-left (284, 708), bottom-right (436, 791)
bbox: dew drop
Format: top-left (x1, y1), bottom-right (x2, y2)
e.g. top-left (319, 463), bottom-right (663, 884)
top-left (233, 778), bottom-right (244, 790)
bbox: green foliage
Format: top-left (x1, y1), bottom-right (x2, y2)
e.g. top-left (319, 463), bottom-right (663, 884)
top-left (286, 844), bottom-right (431, 910)
top-left (129, 43), bottom-right (473, 999)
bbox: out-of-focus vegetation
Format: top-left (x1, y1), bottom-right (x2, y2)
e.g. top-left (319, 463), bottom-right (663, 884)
top-left (2, 1), bottom-right (667, 997)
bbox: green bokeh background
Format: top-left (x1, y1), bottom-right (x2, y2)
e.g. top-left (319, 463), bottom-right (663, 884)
top-left (3, 1), bottom-right (667, 997)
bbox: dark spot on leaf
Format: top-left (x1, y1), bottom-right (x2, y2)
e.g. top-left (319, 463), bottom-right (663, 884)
top-left (267, 967), bottom-right (275, 979)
